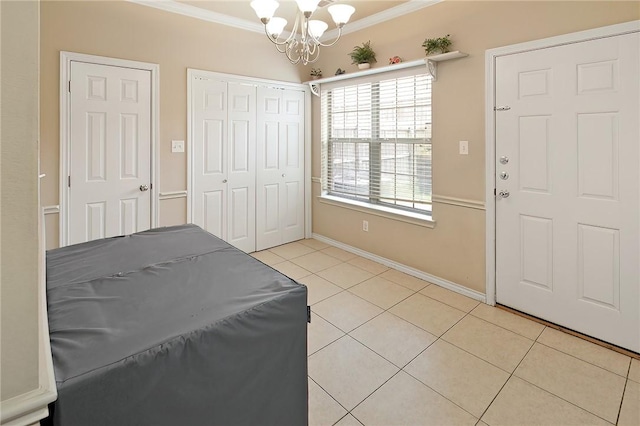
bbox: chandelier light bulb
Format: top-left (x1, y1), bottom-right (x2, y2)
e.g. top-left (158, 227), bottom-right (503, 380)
top-left (327, 4), bottom-right (355, 26)
top-left (250, 0), bottom-right (280, 21)
top-left (308, 20), bottom-right (328, 39)
top-left (266, 17), bottom-right (287, 37)
top-left (295, 0), bottom-right (321, 14)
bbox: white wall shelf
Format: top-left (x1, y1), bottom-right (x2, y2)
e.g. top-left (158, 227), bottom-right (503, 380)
top-left (304, 52), bottom-right (468, 95)
top-left (425, 51), bottom-right (468, 81)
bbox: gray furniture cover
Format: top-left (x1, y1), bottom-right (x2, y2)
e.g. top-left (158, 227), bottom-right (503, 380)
top-left (45, 224), bottom-right (308, 426)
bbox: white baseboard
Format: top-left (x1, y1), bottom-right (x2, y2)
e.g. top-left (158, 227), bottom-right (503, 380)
top-left (312, 233), bottom-right (486, 303)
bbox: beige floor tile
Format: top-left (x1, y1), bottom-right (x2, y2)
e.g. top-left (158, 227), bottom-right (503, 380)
top-left (389, 293), bottom-right (466, 336)
top-left (349, 276), bottom-right (414, 310)
top-left (317, 263), bottom-right (374, 289)
top-left (442, 315), bottom-right (534, 373)
top-left (405, 340), bottom-right (510, 418)
top-left (514, 343), bottom-right (626, 423)
top-left (379, 269), bottom-right (430, 291)
top-left (470, 303), bottom-right (545, 340)
top-left (629, 358), bottom-right (640, 383)
top-left (347, 256), bottom-right (389, 275)
top-left (321, 246), bottom-right (359, 261)
top-left (271, 261), bottom-right (312, 280)
top-left (291, 251), bottom-right (343, 273)
top-left (299, 238), bottom-right (330, 250)
top-left (269, 241), bottom-right (315, 259)
top-left (334, 414), bottom-right (362, 426)
top-left (250, 250), bottom-right (285, 266)
top-left (299, 274), bottom-right (343, 305)
top-left (308, 313), bottom-right (345, 355)
top-left (618, 379), bottom-right (640, 426)
top-left (481, 376), bottom-right (609, 426)
top-left (352, 371), bottom-right (477, 426)
top-left (308, 336), bottom-right (398, 411)
top-left (537, 327), bottom-right (631, 377)
top-left (312, 292), bottom-right (383, 333)
top-left (309, 378), bottom-right (348, 426)
top-left (420, 285), bottom-right (480, 313)
top-left (476, 421), bottom-right (489, 426)
top-left (350, 312), bottom-right (437, 367)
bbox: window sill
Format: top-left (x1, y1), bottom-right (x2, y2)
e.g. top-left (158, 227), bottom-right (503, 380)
top-left (318, 194), bottom-right (436, 229)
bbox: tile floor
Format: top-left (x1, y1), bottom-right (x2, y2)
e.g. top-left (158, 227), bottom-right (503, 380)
top-left (252, 240), bottom-right (640, 426)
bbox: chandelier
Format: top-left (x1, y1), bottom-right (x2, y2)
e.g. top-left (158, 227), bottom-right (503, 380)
top-left (250, 0), bottom-right (355, 65)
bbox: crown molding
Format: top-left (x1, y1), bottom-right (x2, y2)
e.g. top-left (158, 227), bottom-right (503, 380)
top-left (128, 0), bottom-right (442, 40)
top-left (127, 0), bottom-right (265, 34)
top-left (321, 0), bottom-right (443, 41)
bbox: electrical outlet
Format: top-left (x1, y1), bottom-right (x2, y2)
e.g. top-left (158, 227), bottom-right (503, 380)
top-left (362, 220), bottom-right (369, 232)
top-left (172, 140), bottom-right (185, 153)
top-left (459, 140), bottom-right (469, 155)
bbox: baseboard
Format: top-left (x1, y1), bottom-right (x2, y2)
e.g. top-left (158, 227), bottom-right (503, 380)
top-left (311, 233), bottom-right (486, 303)
top-left (0, 386), bottom-right (56, 425)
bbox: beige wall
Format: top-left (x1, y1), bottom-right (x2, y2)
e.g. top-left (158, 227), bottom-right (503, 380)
top-left (40, 0), bottom-right (301, 248)
top-left (310, 1), bottom-right (638, 293)
top-left (39, 1), bottom-right (638, 293)
top-left (1, 0), bottom-right (41, 400)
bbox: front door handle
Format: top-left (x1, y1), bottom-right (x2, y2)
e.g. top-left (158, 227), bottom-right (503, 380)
top-left (139, 184), bottom-right (149, 192)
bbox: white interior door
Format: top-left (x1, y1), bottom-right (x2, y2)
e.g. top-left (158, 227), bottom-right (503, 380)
top-left (191, 77), bottom-right (256, 252)
top-left (69, 61), bottom-right (151, 245)
top-left (256, 87), bottom-right (305, 251)
top-left (495, 33), bottom-right (639, 351)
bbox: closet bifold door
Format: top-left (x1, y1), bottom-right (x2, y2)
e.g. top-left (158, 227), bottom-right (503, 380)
top-left (256, 87), bottom-right (305, 251)
top-left (192, 78), bottom-right (256, 253)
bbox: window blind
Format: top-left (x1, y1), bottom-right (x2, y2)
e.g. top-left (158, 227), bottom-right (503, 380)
top-left (321, 67), bottom-right (432, 213)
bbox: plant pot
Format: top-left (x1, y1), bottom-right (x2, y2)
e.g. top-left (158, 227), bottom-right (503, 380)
top-left (358, 63), bottom-right (371, 70)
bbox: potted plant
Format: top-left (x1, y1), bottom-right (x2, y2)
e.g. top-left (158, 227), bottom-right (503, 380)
top-left (422, 34), bottom-right (452, 56)
top-left (349, 41), bottom-right (377, 69)
top-left (310, 68), bottom-right (322, 80)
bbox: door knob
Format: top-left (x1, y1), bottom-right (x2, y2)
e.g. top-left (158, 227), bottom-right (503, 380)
top-left (139, 184), bottom-right (149, 192)
top-left (282, 174), bottom-right (286, 177)
top-left (222, 179), bottom-right (228, 183)
top-left (500, 171), bottom-right (509, 180)
top-left (498, 190), bottom-right (510, 198)
top-left (499, 156), bottom-right (509, 165)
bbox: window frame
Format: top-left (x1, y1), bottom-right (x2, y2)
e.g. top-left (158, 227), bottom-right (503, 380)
top-left (319, 63), bottom-right (434, 223)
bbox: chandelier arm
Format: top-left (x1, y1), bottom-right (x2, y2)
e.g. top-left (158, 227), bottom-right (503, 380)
top-left (312, 26), bottom-right (344, 48)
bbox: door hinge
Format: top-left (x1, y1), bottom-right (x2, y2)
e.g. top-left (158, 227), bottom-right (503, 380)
top-left (68, 176), bottom-right (71, 187)
top-left (494, 106), bottom-right (510, 111)
top-left (68, 81), bottom-right (71, 93)
top-left (494, 188), bottom-right (496, 196)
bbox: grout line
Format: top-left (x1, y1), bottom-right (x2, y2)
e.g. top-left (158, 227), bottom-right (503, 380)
top-left (308, 375), bottom-right (352, 420)
top-left (533, 339), bottom-right (631, 380)
top-left (615, 379), bottom-right (629, 426)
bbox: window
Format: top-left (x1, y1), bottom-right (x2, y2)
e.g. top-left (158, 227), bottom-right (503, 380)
top-left (321, 67), bottom-right (432, 216)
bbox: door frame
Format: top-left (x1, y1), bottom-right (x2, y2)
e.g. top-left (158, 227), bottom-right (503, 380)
top-left (59, 51), bottom-right (160, 247)
top-left (186, 68), bottom-right (312, 244)
top-left (484, 20), bottom-right (640, 305)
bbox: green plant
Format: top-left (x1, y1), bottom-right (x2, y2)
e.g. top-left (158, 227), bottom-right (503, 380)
top-left (349, 40), bottom-right (377, 65)
top-left (422, 34), bottom-right (452, 55)
top-left (310, 68), bottom-right (322, 77)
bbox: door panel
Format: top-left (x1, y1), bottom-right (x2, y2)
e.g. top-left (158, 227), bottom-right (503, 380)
top-left (256, 87), bottom-right (305, 250)
top-left (69, 61), bottom-right (151, 245)
top-left (495, 33), bottom-right (639, 351)
top-left (192, 78), bottom-right (256, 252)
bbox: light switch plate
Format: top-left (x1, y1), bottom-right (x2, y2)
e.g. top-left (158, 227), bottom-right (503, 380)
top-left (459, 140), bottom-right (469, 155)
top-left (172, 140), bottom-right (185, 153)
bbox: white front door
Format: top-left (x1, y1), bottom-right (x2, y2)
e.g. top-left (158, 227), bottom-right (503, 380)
top-left (256, 87), bottom-right (305, 251)
top-left (495, 33), bottom-right (639, 351)
top-left (68, 61), bottom-right (151, 245)
top-left (191, 77), bottom-right (256, 252)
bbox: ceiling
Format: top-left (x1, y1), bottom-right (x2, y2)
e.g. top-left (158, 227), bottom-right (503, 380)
top-left (179, 1), bottom-right (410, 25)
top-left (131, 0), bottom-right (440, 41)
